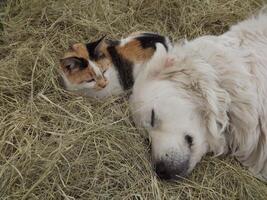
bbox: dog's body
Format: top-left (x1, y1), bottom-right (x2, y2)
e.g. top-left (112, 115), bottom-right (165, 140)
top-left (130, 12), bottom-right (267, 181)
top-left (59, 32), bottom-right (172, 98)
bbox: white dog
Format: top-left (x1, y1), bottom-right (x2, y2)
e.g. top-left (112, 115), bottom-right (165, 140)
top-left (130, 12), bottom-right (267, 181)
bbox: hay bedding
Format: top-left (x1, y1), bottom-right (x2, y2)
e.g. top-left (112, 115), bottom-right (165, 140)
top-left (0, 0), bottom-right (267, 199)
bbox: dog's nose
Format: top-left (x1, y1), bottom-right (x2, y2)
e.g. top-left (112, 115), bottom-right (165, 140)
top-left (155, 160), bottom-right (189, 180)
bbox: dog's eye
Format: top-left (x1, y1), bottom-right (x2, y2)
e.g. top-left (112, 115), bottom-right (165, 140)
top-left (185, 135), bottom-right (193, 147)
top-left (151, 109), bottom-right (155, 127)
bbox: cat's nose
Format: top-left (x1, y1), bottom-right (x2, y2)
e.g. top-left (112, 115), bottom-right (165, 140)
top-left (97, 78), bottom-right (108, 89)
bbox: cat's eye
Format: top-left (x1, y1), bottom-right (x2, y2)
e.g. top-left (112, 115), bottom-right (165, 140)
top-left (86, 79), bottom-right (95, 83)
top-left (95, 51), bottom-right (105, 60)
top-left (98, 52), bottom-right (105, 59)
top-left (151, 109), bottom-right (155, 127)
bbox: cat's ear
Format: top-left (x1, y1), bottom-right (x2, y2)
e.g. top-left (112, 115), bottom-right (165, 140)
top-left (86, 35), bottom-right (106, 59)
top-left (60, 57), bottom-right (88, 72)
top-left (94, 35), bottom-right (107, 58)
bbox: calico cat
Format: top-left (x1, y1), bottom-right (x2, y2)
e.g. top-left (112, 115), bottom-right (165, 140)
top-left (59, 32), bottom-right (172, 98)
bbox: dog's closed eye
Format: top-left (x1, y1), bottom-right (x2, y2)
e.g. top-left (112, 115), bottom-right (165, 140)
top-left (151, 109), bottom-right (155, 127)
top-left (185, 134), bottom-right (193, 147)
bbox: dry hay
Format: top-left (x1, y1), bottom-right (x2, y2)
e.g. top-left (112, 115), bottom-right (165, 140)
top-left (0, 0), bottom-right (267, 199)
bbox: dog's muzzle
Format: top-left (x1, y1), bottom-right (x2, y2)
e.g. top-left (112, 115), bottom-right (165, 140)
top-left (154, 158), bottom-right (189, 180)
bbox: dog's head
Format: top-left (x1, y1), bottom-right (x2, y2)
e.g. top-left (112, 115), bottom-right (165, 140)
top-left (130, 43), bottom-right (230, 180)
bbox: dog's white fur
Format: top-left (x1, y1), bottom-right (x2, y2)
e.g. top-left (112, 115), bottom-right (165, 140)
top-left (130, 12), bottom-right (267, 181)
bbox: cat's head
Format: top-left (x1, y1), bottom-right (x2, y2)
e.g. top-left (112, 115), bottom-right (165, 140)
top-left (59, 32), bottom-right (172, 98)
top-left (59, 36), bottom-right (112, 94)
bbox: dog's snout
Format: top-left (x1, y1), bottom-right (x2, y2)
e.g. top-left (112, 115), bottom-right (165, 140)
top-left (155, 160), bottom-right (189, 180)
top-left (155, 161), bottom-right (171, 179)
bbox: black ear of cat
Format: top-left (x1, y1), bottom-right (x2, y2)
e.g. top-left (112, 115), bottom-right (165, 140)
top-left (86, 35), bottom-right (106, 60)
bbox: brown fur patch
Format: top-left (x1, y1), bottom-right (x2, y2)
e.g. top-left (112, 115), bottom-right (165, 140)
top-left (116, 39), bottom-right (155, 63)
top-left (63, 43), bottom-right (89, 60)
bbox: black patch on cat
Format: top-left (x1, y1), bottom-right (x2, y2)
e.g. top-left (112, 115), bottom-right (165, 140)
top-left (107, 46), bottom-right (134, 90)
top-left (136, 33), bottom-right (168, 51)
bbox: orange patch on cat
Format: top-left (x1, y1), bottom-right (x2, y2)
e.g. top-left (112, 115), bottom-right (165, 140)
top-left (116, 39), bottom-right (154, 63)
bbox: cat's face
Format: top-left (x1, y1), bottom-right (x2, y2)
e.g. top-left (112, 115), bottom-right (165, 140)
top-left (59, 33), bottom-right (172, 98)
top-left (59, 37), bottom-right (112, 94)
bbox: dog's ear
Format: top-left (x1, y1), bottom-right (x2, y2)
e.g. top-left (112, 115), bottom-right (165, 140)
top-left (144, 43), bottom-right (171, 78)
top-left (203, 84), bottom-right (229, 155)
top-left (192, 64), bottom-right (230, 155)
